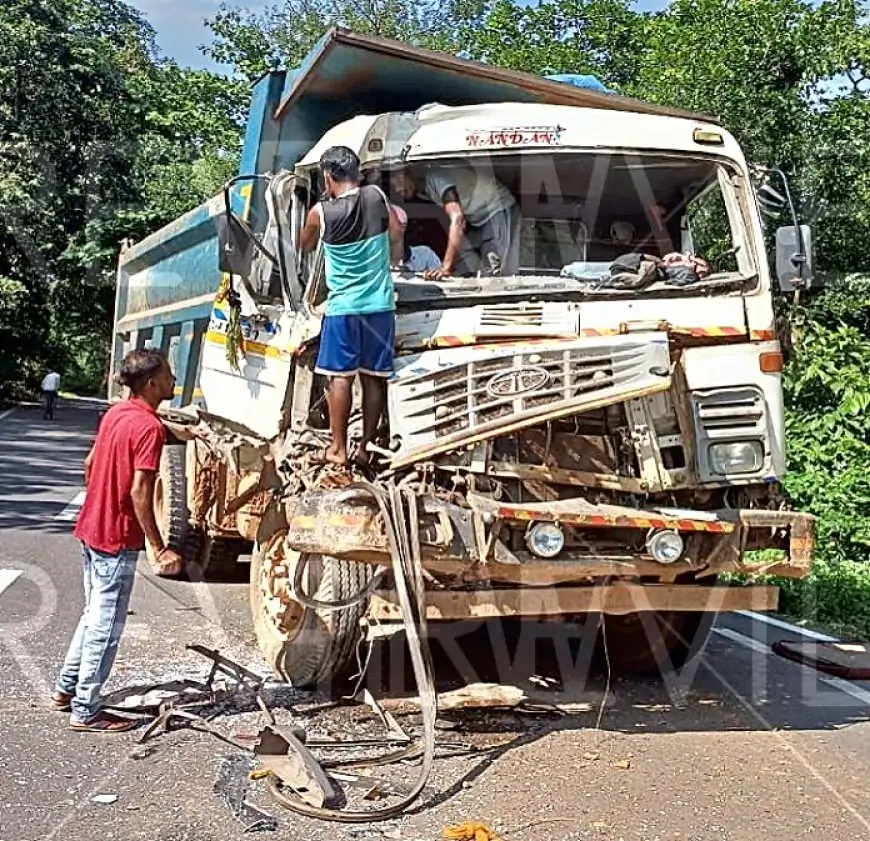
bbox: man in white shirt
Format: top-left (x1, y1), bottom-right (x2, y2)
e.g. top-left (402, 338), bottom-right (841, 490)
top-left (41, 371), bottom-right (61, 420)
top-left (389, 164), bottom-right (521, 279)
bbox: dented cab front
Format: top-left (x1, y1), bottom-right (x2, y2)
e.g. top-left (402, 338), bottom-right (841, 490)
top-left (285, 325), bottom-right (814, 586)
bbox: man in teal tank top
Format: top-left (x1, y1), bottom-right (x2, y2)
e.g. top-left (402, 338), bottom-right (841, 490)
top-left (300, 146), bottom-right (405, 468)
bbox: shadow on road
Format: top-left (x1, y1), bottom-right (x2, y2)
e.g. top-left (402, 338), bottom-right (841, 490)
top-left (0, 399), bottom-right (102, 532)
top-left (352, 618), bottom-right (870, 737)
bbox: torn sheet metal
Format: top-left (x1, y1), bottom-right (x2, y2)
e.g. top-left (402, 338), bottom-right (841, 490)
top-left (254, 725), bottom-right (339, 808)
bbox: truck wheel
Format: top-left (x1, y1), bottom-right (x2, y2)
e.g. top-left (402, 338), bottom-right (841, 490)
top-left (250, 533), bottom-right (374, 690)
top-left (194, 535), bottom-right (248, 582)
top-left (602, 611), bottom-right (714, 675)
top-left (145, 445), bottom-right (198, 576)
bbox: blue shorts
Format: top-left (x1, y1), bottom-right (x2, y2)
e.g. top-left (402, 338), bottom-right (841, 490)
top-left (315, 311), bottom-right (395, 378)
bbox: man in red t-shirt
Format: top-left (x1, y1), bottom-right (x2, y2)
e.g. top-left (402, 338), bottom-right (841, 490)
top-left (52, 349), bottom-right (182, 732)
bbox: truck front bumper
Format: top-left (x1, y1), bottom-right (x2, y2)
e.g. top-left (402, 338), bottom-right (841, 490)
top-left (284, 489), bottom-right (815, 585)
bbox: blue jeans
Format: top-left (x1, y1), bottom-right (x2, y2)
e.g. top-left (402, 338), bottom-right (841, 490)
top-left (56, 544), bottom-right (138, 722)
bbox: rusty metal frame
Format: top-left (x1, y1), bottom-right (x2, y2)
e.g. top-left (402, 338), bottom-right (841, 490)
top-left (368, 583), bottom-right (779, 621)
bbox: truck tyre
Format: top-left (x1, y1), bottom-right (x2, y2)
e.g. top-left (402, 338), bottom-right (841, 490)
top-left (145, 444), bottom-right (198, 576)
top-left (195, 535), bottom-right (248, 582)
top-left (250, 533), bottom-right (374, 690)
top-left (602, 610), bottom-right (714, 675)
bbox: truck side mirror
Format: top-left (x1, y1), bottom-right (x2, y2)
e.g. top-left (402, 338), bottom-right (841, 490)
top-left (775, 224), bottom-right (813, 292)
top-left (217, 213), bottom-right (255, 278)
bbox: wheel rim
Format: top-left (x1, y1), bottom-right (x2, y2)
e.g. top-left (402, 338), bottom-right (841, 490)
top-left (258, 532), bottom-right (307, 644)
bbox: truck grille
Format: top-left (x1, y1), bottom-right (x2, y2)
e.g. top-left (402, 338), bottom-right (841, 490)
top-left (691, 386), bottom-right (769, 482)
top-left (476, 303), bottom-right (579, 335)
top-left (694, 388), bottom-right (765, 437)
top-left (389, 335), bottom-right (671, 465)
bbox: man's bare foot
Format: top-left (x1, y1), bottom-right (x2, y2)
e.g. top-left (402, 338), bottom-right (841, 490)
top-left (315, 445), bottom-right (348, 467)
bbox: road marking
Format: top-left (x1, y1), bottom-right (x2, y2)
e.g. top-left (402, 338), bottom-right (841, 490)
top-left (714, 625), bottom-right (870, 706)
top-left (0, 569), bottom-right (23, 597)
top-left (0, 407), bottom-right (17, 423)
top-left (55, 490), bottom-right (86, 521)
top-left (736, 610), bottom-right (838, 642)
top-left (713, 625), bottom-right (770, 656)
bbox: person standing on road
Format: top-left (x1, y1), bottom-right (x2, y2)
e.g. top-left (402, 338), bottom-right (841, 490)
top-left (51, 348), bottom-right (182, 733)
top-left (300, 145), bottom-right (404, 468)
top-left (41, 370), bottom-right (61, 420)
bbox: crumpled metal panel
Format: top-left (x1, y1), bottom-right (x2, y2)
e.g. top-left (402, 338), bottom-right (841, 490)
top-left (388, 334), bottom-right (671, 467)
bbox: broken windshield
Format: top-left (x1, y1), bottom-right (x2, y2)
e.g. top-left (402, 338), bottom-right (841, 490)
top-left (373, 151), bottom-right (755, 291)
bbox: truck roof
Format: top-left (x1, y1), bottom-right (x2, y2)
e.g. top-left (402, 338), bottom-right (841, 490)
top-left (275, 28), bottom-right (719, 126)
top-left (297, 102), bottom-right (742, 172)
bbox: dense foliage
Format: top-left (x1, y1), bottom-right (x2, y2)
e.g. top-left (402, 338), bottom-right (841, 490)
top-left (777, 276), bottom-right (870, 633)
top-left (0, 0), bottom-right (244, 396)
top-left (1, 0), bottom-right (869, 623)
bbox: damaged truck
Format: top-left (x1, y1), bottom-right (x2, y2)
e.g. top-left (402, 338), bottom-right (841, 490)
top-left (111, 29), bottom-right (816, 687)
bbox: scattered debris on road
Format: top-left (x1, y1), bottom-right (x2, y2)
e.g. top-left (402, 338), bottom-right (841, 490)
top-left (443, 821), bottom-right (501, 841)
top-left (253, 723), bottom-right (339, 808)
top-left (90, 794), bottom-right (118, 805)
top-left (213, 754), bottom-right (278, 833)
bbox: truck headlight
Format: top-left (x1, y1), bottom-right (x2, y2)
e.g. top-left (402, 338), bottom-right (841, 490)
top-left (525, 522), bottom-right (565, 558)
top-left (708, 441), bottom-right (763, 475)
top-left (646, 529), bottom-right (685, 564)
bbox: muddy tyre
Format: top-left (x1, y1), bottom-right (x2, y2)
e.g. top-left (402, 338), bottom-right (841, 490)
top-left (194, 535), bottom-right (247, 581)
top-left (602, 611), bottom-right (714, 675)
top-left (145, 445), bottom-right (198, 576)
top-left (250, 535), bottom-right (375, 690)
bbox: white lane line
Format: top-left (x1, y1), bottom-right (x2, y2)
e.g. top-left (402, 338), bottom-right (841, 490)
top-left (55, 490), bottom-right (86, 521)
top-left (0, 407), bottom-right (17, 423)
top-left (736, 610), bottom-right (838, 642)
top-left (714, 625), bottom-right (870, 706)
top-left (713, 625), bottom-right (770, 656)
top-left (0, 569), bottom-right (23, 596)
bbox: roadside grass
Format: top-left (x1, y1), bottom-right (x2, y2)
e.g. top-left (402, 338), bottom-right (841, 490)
top-left (728, 553), bottom-right (870, 640)
top-left (777, 559), bottom-right (870, 640)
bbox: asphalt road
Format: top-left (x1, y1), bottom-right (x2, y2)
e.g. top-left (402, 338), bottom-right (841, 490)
top-left (3, 399), bottom-right (870, 841)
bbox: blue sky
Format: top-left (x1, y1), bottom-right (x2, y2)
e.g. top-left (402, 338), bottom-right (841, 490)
top-left (130, 0), bottom-right (669, 69)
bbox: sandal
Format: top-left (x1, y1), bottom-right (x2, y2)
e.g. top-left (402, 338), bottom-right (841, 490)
top-left (70, 711), bottom-right (137, 733)
top-left (51, 691), bottom-right (73, 712)
top-left (351, 456), bottom-right (377, 481)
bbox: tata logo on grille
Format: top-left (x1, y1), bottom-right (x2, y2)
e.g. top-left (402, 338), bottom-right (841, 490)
top-left (485, 366), bottom-right (550, 398)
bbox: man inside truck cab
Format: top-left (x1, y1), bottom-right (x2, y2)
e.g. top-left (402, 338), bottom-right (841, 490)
top-left (389, 163), bottom-right (521, 279)
top-left (300, 146), bottom-right (405, 468)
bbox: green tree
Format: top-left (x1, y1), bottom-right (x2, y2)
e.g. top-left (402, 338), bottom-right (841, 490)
top-left (0, 0), bottom-right (157, 398)
top-left (205, 0), bottom-right (480, 82)
top-left (624, 0), bottom-right (869, 272)
top-left (463, 0), bottom-right (643, 86)
top-left (0, 0), bottom-right (246, 400)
